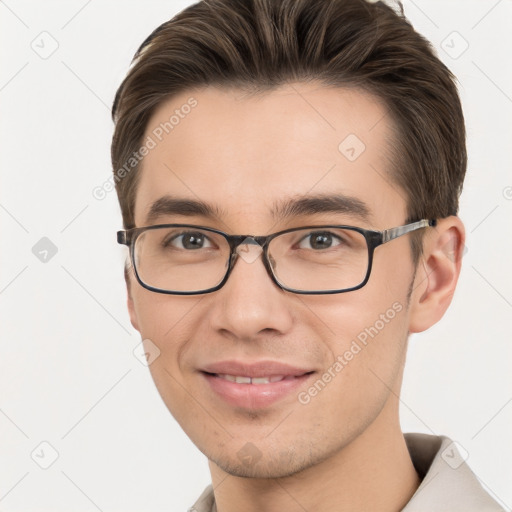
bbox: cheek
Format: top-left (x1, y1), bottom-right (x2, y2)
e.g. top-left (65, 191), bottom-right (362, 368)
top-left (291, 296), bottom-right (409, 452)
top-left (132, 293), bottom-right (206, 423)
top-left (322, 296), bottom-right (407, 366)
top-left (132, 291), bottom-right (205, 385)
top-left (133, 290), bottom-right (201, 339)
top-left (298, 262), bottom-right (412, 401)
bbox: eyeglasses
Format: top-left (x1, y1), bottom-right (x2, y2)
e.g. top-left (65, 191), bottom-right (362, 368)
top-left (117, 219), bottom-right (436, 295)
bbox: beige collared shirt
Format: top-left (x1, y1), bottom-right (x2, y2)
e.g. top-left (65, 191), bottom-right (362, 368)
top-left (189, 433), bottom-right (506, 511)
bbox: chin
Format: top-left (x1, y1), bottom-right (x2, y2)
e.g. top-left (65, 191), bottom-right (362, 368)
top-left (210, 453), bottom-right (312, 479)
top-left (205, 435), bottom-right (336, 480)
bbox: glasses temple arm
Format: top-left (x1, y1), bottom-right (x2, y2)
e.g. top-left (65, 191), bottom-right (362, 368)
top-left (381, 219), bottom-right (436, 244)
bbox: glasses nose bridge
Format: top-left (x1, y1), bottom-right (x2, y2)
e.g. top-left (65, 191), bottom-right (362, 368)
top-left (226, 234), bottom-right (275, 279)
top-left (228, 234), bottom-right (270, 250)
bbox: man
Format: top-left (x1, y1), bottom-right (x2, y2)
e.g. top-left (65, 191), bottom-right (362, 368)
top-left (111, 0), bottom-right (505, 510)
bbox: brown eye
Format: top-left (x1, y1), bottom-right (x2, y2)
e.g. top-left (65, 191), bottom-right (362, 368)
top-left (166, 231), bottom-right (213, 250)
top-left (298, 231), bottom-right (341, 250)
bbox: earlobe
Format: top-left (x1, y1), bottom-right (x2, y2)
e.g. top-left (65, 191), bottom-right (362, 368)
top-left (408, 216), bottom-right (465, 333)
top-left (125, 263), bottom-right (140, 332)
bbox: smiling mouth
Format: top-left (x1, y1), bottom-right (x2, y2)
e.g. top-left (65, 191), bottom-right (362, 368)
top-left (199, 359), bottom-right (317, 408)
top-left (205, 373), bottom-right (311, 384)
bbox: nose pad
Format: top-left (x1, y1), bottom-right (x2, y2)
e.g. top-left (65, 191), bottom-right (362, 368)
top-left (236, 237), bottom-right (263, 264)
top-left (228, 238), bottom-right (280, 289)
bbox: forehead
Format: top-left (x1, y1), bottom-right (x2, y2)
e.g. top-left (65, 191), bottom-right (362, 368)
top-left (135, 83), bottom-right (407, 229)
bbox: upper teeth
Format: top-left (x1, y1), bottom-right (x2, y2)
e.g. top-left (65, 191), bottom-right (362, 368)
top-left (217, 374), bottom-right (289, 384)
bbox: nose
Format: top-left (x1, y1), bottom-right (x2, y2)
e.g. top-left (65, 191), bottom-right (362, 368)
top-left (208, 241), bottom-right (294, 340)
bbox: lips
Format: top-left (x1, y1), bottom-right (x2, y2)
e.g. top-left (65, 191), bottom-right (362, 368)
top-left (216, 374), bottom-right (296, 384)
top-left (201, 360), bottom-right (312, 378)
top-left (200, 360), bottom-right (315, 409)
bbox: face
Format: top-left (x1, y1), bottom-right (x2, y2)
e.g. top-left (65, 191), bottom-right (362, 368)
top-left (127, 83), bottom-right (418, 478)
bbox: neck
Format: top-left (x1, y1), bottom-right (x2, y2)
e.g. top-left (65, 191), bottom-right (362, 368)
top-left (209, 399), bottom-right (420, 512)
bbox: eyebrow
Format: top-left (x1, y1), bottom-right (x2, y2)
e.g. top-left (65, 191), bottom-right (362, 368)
top-left (145, 196), bottom-right (224, 224)
top-left (271, 194), bottom-right (372, 223)
top-left (144, 193), bottom-right (372, 225)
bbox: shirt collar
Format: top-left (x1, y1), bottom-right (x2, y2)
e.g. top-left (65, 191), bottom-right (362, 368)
top-left (402, 433), bottom-right (505, 511)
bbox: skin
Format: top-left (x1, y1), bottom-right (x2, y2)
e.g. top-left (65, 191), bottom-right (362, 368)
top-left (124, 83), bottom-right (465, 512)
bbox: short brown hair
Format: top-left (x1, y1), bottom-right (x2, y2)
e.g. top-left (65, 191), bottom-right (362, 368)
top-left (111, 0), bottom-right (466, 261)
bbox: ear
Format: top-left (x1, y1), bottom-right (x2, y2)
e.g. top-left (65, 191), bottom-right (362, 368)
top-left (125, 262), bottom-right (141, 332)
top-left (408, 216), bottom-right (465, 333)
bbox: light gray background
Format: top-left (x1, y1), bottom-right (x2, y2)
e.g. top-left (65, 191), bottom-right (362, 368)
top-left (1, 1), bottom-right (511, 510)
